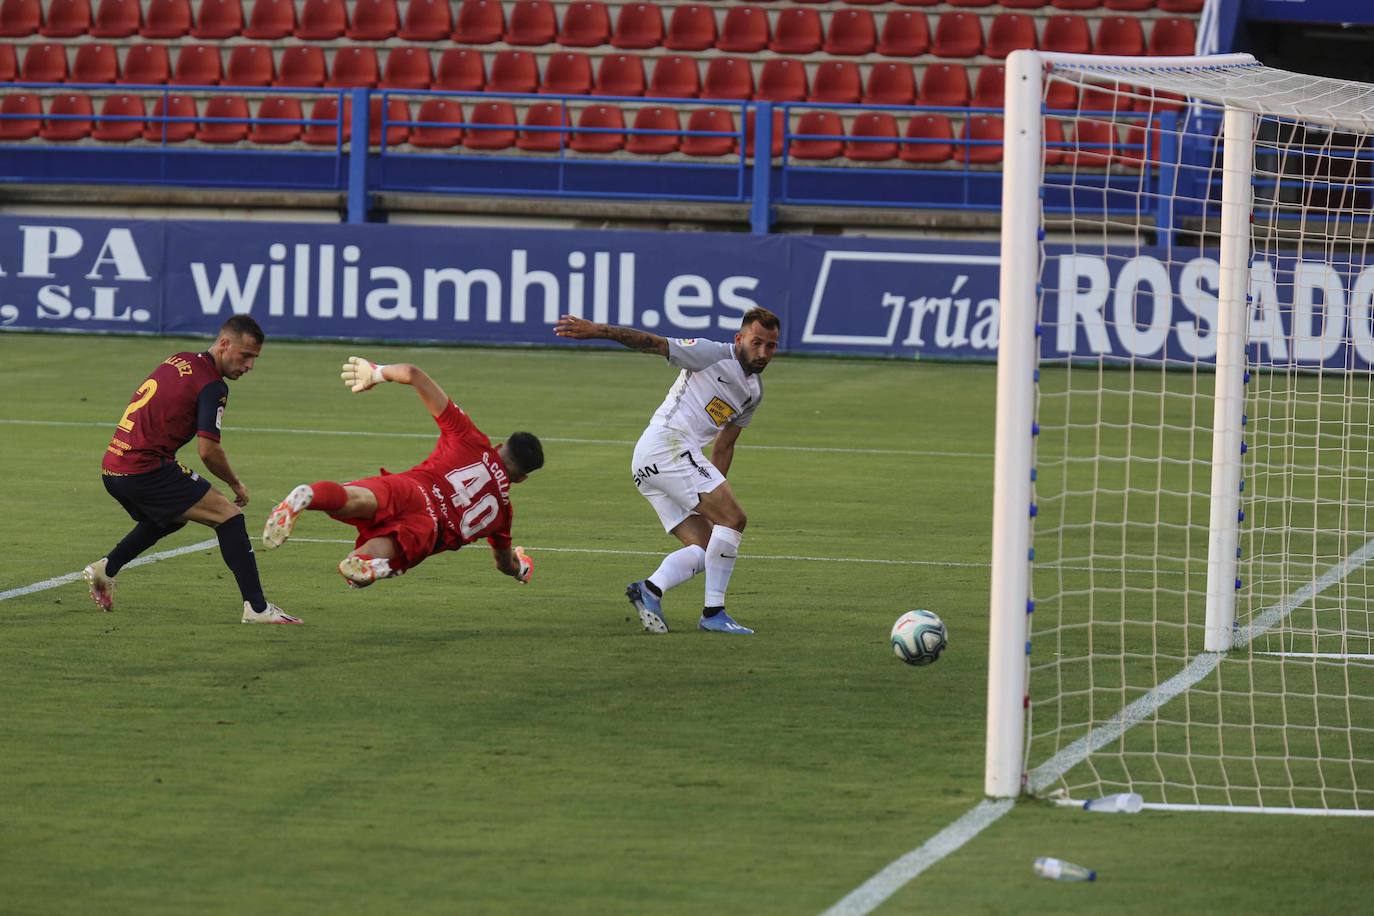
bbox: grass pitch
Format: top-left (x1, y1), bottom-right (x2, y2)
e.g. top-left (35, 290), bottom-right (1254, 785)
top-left (1, 334), bottom-right (1371, 914)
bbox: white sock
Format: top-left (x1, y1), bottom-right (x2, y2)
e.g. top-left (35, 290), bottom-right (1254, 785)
top-left (704, 525), bottom-right (743, 608)
top-left (648, 545), bottom-right (705, 594)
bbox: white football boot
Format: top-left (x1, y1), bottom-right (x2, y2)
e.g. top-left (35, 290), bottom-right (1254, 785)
top-left (242, 601), bottom-right (303, 624)
top-left (81, 557), bottom-right (116, 612)
top-left (338, 554), bottom-right (397, 588)
top-left (262, 484), bottom-right (313, 549)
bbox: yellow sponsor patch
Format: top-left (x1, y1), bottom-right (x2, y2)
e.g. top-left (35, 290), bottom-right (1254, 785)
top-left (704, 396), bottom-right (737, 427)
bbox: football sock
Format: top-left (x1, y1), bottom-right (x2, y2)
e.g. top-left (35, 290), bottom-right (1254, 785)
top-left (216, 514), bottom-right (268, 613)
top-left (105, 520), bottom-right (186, 577)
top-left (703, 605), bottom-right (724, 619)
top-left (704, 525), bottom-right (743, 608)
top-left (308, 480), bottom-right (347, 512)
top-left (647, 545), bottom-right (706, 596)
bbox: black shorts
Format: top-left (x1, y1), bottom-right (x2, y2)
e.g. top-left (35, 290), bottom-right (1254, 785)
top-left (103, 462), bottom-right (211, 527)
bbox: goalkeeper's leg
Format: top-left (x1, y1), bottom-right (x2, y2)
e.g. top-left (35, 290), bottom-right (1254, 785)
top-left (262, 481), bottom-right (378, 548)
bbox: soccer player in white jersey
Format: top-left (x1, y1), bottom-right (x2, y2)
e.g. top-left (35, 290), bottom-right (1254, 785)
top-left (554, 307), bottom-right (781, 635)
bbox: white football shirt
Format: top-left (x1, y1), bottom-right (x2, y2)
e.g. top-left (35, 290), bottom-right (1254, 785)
top-left (647, 337), bottom-right (764, 450)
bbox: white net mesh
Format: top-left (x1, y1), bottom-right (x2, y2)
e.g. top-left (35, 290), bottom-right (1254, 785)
top-left (1022, 57), bottom-right (1374, 812)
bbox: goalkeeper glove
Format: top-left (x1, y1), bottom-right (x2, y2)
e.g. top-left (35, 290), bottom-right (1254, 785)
top-left (341, 356), bottom-right (387, 393)
top-left (514, 546), bottom-right (533, 585)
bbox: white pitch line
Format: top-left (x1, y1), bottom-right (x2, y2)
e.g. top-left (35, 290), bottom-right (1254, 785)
top-left (0, 538), bottom-right (218, 603)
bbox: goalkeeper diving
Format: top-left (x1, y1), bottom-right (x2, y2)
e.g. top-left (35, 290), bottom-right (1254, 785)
top-left (261, 358), bottom-right (544, 588)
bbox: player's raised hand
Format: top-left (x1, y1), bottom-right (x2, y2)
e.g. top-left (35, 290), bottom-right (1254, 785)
top-left (553, 314), bottom-right (600, 339)
top-left (514, 546), bottom-right (534, 585)
top-left (341, 356), bottom-right (385, 393)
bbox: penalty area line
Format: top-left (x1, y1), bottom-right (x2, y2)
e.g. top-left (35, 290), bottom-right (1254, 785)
top-left (0, 538), bottom-right (219, 603)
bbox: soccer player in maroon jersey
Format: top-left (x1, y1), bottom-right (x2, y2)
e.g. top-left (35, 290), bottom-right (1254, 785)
top-left (260, 357), bottom-right (544, 588)
top-left (82, 316), bottom-right (299, 624)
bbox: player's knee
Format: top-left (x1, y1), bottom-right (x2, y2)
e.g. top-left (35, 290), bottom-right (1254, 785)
top-left (723, 508), bottom-right (747, 531)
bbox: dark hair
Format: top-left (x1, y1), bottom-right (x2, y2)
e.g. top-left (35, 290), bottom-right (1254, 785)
top-left (739, 306), bottom-right (780, 333)
top-left (505, 432), bottom-right (544, 476)
top-left (220, 314), bottom-right (265, 345)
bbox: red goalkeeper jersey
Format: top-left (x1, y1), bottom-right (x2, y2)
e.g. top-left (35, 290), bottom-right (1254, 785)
top-left (102, 352), bottom-right (228, 475)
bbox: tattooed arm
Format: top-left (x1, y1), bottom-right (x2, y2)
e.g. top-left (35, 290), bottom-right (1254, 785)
top-left (553, 314), bottom-right (669, 356)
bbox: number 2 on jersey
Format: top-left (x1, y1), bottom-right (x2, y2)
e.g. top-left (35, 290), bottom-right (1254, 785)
top-left (444, 462), bottom-right (500, 540)
top-left (117, 379), bottom-right (158, 432)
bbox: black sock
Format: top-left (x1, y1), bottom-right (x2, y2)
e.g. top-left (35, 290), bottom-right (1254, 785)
top-left (216, 514), bottom-right (267, 613)
top-left (703, 605), bottom-right (723, 618)
top-left (105, 520), bottom-right (185, 577)
top-left (645, 579), bottom-right (663, 598)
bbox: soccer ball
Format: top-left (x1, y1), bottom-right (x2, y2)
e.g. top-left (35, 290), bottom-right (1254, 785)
top-left (891, 610), bottom-right (947, 666)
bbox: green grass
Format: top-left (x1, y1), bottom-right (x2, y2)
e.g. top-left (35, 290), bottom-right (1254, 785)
top-left (1, 334), bottom-right (1371, 914)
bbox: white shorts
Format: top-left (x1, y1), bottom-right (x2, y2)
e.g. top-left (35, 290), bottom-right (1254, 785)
top-left (631, 426), bottom-right (726, 533)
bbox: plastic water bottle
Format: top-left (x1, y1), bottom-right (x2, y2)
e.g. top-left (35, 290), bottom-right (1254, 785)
top-left (1033, 857), bottom-right (1096, 882)
top-left (1082, 792), bottom-right (1143, 813)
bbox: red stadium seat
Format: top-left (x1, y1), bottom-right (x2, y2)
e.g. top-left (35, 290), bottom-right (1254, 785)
top-left (398, 0), bottom-right (450, 40)
top-left (894, 0), bottom-right (940, 5)
top-left (948, 0), bottom-right (993, 6)
top-left (223, 44), bottom-right (273, 86)
top-left (409, 97), bottom-right (463, 148)
top-left (558, 1), bottom-right (609, 47)
top-left (1149, 17), bottom-right (1196, 55)
top-left (0, 0), bottom-right (40, 37)
top-left (295, 0), bottom-right (345, 39)
top-left (1051, 0), bottom-right (1100, 8)
top-left (842, 0), bottom-right (884, 6)
top-left (810, 61), bottom-right (860, 103)
top-left (191, 0), bottom-right (243, 37)
top-left (919, 62), bottom-right (969, 107)
top-left (505, 0), bottom-right (556, 45)
top-left (876, 10), bottom-right (929, 57)
top-left (434, 48), bottom-right (484, 90)
top-left (369, 96), bottom-right (409, 146)
top-left (625, 104), bottom-right (678, 154)
top-left (825, 9), bottom-right (875, 55)
top-left (701, 56), bottom-right (752, 100)
top-left (144, 92), bottom-right (197, 141)
top-left (972, 64), bottom-right (1005, 108)
top-left (1095, 15), bottom-right (1143, 55)
top-left (464, 100), bottom-right (517, 150)
top-left (1118, 123), bottom-right (1159, 168)
top-left (664, 4), bottom-right (716, 51)
top-left (541, 51), bottom-right (592, 95)
top-left (140, 0), bottom-right (190, 37)
top-left (1104, 0), bottom-right (1152, 8)
top-left (0, 44), bottom-right (16, 81)
top-left (92, 92), bottom-right (145, 141)
top-left (120, 44), bottom-right (170, 84)
top-left (999, 0), bottom-right (1047, 7)
top-left (717, 5), bottom-right (768, 53)
top-left (955, 113), bottom-right (1003, 163)
top-left (40, 0), bottom-right (91, 37)
top-left (196, 95), bottom-right (248, 142)
top-left (595, 54), bottom-right (645, 96)
top-left (1070, 118), bottom-right (1115, 166)
top-left (1042, 116), bottom-right (1065, 164)
top-left (744, 106), bottom-right (784, 158)
top-left (569, 102), bottom-right (623, 152)
top-left (0, 92), bottom-right (41, 138)
top-left (247, 95), bottom-right (302, 143)
top-left (864, 62), bottom-right (915, 105)
top-left (90, 0), bottom-right (140, 37)
top-left (243, 0), bottom-right (293, 38)
top-left (986, 12), bottom-right (1036, 59)
top-left (516, 101), bottom-right (567, 150)
top-left (301, 95), bottom-right (344, 145)
top-left (1044, 76), bottom-right (1076, 110)
top-left (347, 0), bottom-right (398, 39)
top-left (72, 43), bottom-right (119, 83)
top-left (1042, 14), bottom-right (1090, 53)
top-left (454, 0), bottom-right (503, 43)
top-left (275, 46), bottom-right (326, 86)
top-left (757, 58), bottom-right (808, 103)
top-left (381, 46), bottom-right (432, 89)
top-left (789, 110), bottom-right (842, 160)
top-left (488, 50), bottom-right (538, 93)
top-left (932, 12), bottom-right (982, 57)
top-left (1158, 0), bottom-right (1202, 11)
top-left (901, 113), bottom-right (954, 163)
top-left (769, 7), bottom-right (821, 54)
top-left (844, 112), bottom-right (898, 162)
top-left (40, 91), bottom-right (92, 139)
top-left (21, 43), bottom-right (69, 83)
top-left (171, 44), bottom-right (221, 85)
top-left (650, 55), bottom-right (699, 98)
top-left (611, 3), bottom-right (662, 49)
top-left (681, 107), bottom-right (735, 157)
top-left (328, 47), bottom-right (379, 88)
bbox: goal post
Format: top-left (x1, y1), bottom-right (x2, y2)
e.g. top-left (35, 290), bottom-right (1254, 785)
top-left (986, 50), bottom-right (1374, 814)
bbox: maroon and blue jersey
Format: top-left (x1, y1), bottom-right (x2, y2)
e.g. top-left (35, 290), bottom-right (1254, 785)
top-left (102, 352), bottom-right (228, 475)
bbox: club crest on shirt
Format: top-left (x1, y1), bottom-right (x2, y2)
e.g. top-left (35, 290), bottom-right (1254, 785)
top-left (679, 338), bottom-right (698, 346)
top-left (704, 396), bottom-right (737, 427)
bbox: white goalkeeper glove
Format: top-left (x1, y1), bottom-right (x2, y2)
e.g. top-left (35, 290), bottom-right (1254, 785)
top-left (341, 356), bottom-right (387, 393)
top-left (514, 546), bottom-right (533, 585)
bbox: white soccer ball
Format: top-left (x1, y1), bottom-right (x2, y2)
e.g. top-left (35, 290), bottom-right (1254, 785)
top-left (891, 610), bottom-right (947, 667)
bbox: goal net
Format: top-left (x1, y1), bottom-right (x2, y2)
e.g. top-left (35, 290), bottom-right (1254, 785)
top-left (987, 51), bottom-right (1374, 815)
